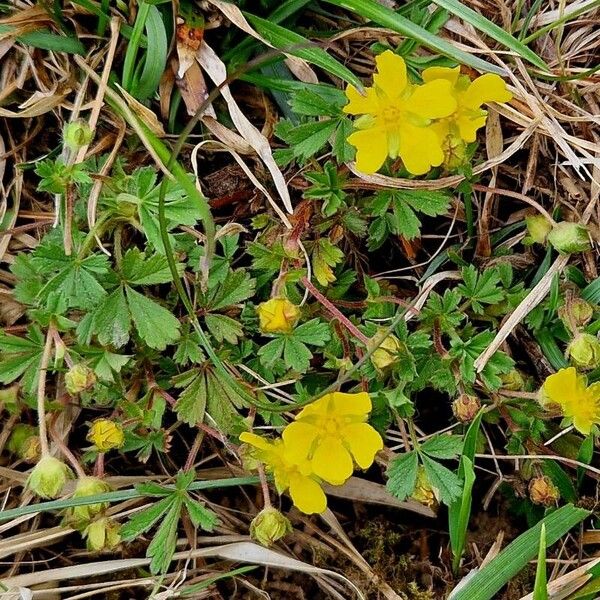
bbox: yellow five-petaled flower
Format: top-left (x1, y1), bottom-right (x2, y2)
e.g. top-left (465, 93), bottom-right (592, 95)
top-left (541, 367), bottom-right (600, 435)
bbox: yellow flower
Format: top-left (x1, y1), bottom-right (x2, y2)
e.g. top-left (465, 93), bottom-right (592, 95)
top-left (541, 367), bottom-right (600, 435)
top-left (421, 66), bottom-right (512, 146)
top-left (343, 50), bottom-right (457, 175)
top-left (87, 419), bottom-right (124, 452)
top-left (257, 297), bottom-right (300, 334)
top-left (239, 432), bottom-right (327, 514)
top-left (283, 392), bottom-right (383, 486)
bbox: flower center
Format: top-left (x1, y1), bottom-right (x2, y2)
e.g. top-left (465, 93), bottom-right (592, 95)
top-left (381, 105), bottom-right (401, 125)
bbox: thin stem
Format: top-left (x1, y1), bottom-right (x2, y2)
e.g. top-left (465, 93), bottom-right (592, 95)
top-left (49, 417), bottom-right (86, 478)
top-left (184, 432), bottom-right (204, 472)
top-left (258, 465), bottom-right (272, 509)
top-left (37, 325), bottom-right (55, 457)
top-left (301, 276), bottom-right (370, 347)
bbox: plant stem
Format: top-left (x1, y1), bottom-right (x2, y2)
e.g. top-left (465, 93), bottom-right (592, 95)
top-left (258, 465), bottom-right (272, 509)
top-left (301, 276), bottom-right (370, 346)
top-left (37, 325), bottom-right (55, 457)
top-left (50, 416), bottom-right (85, 478)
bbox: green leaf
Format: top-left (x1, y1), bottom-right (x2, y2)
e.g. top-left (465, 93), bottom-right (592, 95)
top-left (449, 505), bottom-right (590, 600)
top-left (386, 451), bottom-right (419, 502)
top-left (533, 523), bottom-right (548, 600)
top-left (312, 238), bottom-right (344, 286)
top-left (120, 494), bottom-right (174, 541)
top-left (258, 337), bottom-right (286, 368)
top-left (449, 456), bottom-right (476, 575)
top-left (204, 314), bottom-right (244, 344)
top-left (93, 287), bottom-right (131, 348)
top-left (421, 454), bottom-right (462, 506)
top-left (283, 337), bottom-right (313, 372)
top-left (293, 319), bottom-right (331, 346)
top-left (458, 265), bottom-right (504, 314)
top-left (0, 327), bottom-right (44, 396)
top-left (277, 119), bottom-right (338, 162)
top-left (125, 286), bottom-right (181, 350)
top-left (421, 435), bottom-right (463, 460)
top-left (244, 14), bottom-right (363, 89)
top-left (430, 0), bottom-right (549, 71)
top-left (121, 249), bottom-right (175, 285)
top-left (205, 369), bottom-right (246, 433)
top-left (147, 496), bottom-right (182, 574)
top-left (183, 497), bottom-right (219, 531)
top-left (207, 270), bottom-right (255, 311)
top-left (173, 369), bottom-right (207, 426)
top-left (324, 0), bottom-right (503, 74)
top-left (0, 25), bottom-right (85, 54)
top-left (391, 199), bottom-right (421, 240)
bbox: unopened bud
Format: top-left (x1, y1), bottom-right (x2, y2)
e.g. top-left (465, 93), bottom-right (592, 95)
top-left (83, 517), bottom-right (121, 552)
top-left (66, 477), bottom-right (112, 526)
top-left (87, 419), bottom-right (124, 452)
top-left (0, 384), bottom-right (19, 411)
top-left (250, 507), bottom-right (292, 547)
top-left (63, 120), bottom-right (93, 151)
top-left (559, 297), bottom-right (594, 331)
top-left (452, 394), bottom-right (481, 423)
top-left (566, 333), bottom-right (600, 370)
top-left (65, 364), bottom-right (96, 395)
top-left (525, 215), bottom-right (552, 245)
top-left (27, 455), bottom-right (73, 499)
top-left (529, 476), bottom-right (559, 506)
top-left (257, 298), bottom-right (300, 334)
top-left (370, 329), bottom-right (401, 371)
top-left (500, 369), bottom-right (525, 391)
top-left (547, 222), bottom-right (591, 254)
top-left (7, 424), bottom-right (40, 463)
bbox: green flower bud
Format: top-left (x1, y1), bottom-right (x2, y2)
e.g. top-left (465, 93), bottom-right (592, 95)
top-left (83, 517), bottom-right (121, 552)
top-left (66, 477), bottom-right (112, 527)
top-left (65, 364), bottom-right (96, 395)
top-left (63, 120), bottom-right (93, 151)
top-left (369, 329), bottom-right (402, 371)
top-left (7, 424), bottom-right (40, 462)
top-left (567, 333), bottom-right (600, 370)
top-left (452, 394), bottom-right (481, 423)
top-left (525, 215), bottom-right (552, 245)
top-left (500, 369), bottom-right (525, 391)
top-left (250, 507), bottom-right (292, 547)
top-left (27, 455), bottom-right (74, 499)
top-left (529, 476), bottom-right (559, 507)
top-left (547, 222), bottom-right (591, 254)
top-left (559, 297), bottom-right (594, 331)
top-left (0, 384), bottom-right (19, 411)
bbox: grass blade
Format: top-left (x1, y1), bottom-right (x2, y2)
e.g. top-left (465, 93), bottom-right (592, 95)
top-left (430, 0), bottom-right (549, 71)
top-left (450, 504), bottom-right (590, 600)
top-left (0, 26), bottom-right (85, 55)
top-left (533, 523), bottom-right (548, 600)
top-left (244, 13), bottom-right (363, 88)
top-left (323, 0), bottom-right (504, 74)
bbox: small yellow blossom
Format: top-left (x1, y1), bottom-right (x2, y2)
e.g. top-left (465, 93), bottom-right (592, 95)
top-left (343, 50), bottom-right (457, 175)
top-left (250, 507), bottom-right (293, 547)
top-left (239, 432), bottom-right (327, 514)
top-left (541, 367), bottom-right (600, 435)
top-left (370, 330), bottom-right (401, 371)
top-left (421, 66), bottom-right (512, 148)
top-left (257, 297), bottom-right (300, 334)
top-left (87, 419), bottom-right (124, 452)
top-left (283, 392), bottom-right (383, 486)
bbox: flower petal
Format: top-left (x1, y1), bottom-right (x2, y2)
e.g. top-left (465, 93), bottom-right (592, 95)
top-left (330, 391), bottom-right (372, 417)
top-left (239, 432), bottom-right (275, 453)
top-left (342, 423), bottom-right (383, 469)
top-left (288, 473), bottom-right (327, 514)
top-left (456, 113), bottom-right (487, 143)
top-left (542, 367), bottom-right (583, 407)
top-left (422, 66), bottom-right (461, 85)
top-left (311, 437), bottom-right (353, 485)
top-left (373, 50), bottom-right (407, 98)
top-left (572, 413), bottom-right (593, 436)
top-left (282, 422), bottom-right (318, 460)
top-left (348, 128), bottom-right (389, 174)
top-left (398, 124), bottom-right (444, 175)
top-left (343, 85), bottom-right (379, 115)
top-left (462, 73), bottom-right (512, 109)
top-left (405, 79), bottom-right (457, 119)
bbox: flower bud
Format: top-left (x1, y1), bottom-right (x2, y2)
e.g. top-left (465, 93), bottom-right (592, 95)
top-left (250, 507), bottom-right (293, 547)
top-left (452, 394), bottom-right (481, 423)
top-left (63, 120), bottom-right (93, 151)
top-left (370, 330), bottom-right (401, 371)
top-left (500, 369), bottom-right (525, 391)
top-left (83, 517), bottom-right (121, 552)
top-left (87, 419), bottom-right (124, 452)
top-left (566, 333), bottom-right (600, 370)
top-left (7, 424), bottom-right (40, 463)
top-left (529, 476), bottom-right (559, 506)
top-left (0, 384), bottom-right (19, 410)
top-left (27, 455), bottom-right (73, 499)
top-left (547, 222), bottom-right (591, 254)
top-left (65, 364), bottom-right (96, 395)
top-left (442, 134), bottom-right (468, 170)
top-left (411, 467), bottom-right (438, 508)
top-left (559, 297), bottom-right (594, 331)
top-left (66, 477), bottom-right (112, 526)
top-left (257, 297), bottom-right (300, 334)
top-left (525, 215), bottom-right (552, 245)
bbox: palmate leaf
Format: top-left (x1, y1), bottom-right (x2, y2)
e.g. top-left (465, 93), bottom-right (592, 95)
top-left (386, 450), bottom-right (419, 502)
top-left (206, 269), bottom-right (255, 311)
top-left (0, 326), bottom-right (45, 396)
top-left (421, 454), bottom-right (463, 506)
top-left (173, 368), bottom-right (207, 426)
top-left (147, 497), bottom-right (182, 574)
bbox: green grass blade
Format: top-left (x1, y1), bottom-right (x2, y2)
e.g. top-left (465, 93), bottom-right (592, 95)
top-left (430, 0), bottom-right (549, 71)
top-left (132, 4), bottom-right (168, 100)
top-left (244, 13), bottom-right (363, 88)
top-left (533, 523), bottom-right (548, 600)
top-left (122, 0), bottom-right (151, 92)
top-left (0, 26), bottom-right (85, 55)
top-left (323, 0), bottom-right (504, 74)
top-left (450, 504), bottom-right (590, 600)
